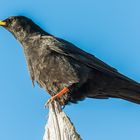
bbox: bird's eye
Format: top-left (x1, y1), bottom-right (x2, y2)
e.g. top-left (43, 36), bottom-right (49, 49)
top-left (5, 18), bottom-right (13, 25)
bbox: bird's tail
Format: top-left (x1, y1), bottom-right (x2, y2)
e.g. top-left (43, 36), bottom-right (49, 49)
top-left (87, 79), bottom-right (140, 104)
top-left (114, 85), bottom-right (140, 104)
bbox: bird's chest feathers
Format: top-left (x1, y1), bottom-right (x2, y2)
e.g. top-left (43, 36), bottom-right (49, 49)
top-left (24, 45), bottom-right (79, 91)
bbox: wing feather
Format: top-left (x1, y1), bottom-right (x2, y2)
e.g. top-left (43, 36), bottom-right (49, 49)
top-left (43, 36), bottom-right (139, 85)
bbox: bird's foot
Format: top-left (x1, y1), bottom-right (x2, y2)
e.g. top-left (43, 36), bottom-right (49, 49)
top-left (45, 87), bottom-right (70, 108)
top-left (45, 96), bottom-right (56, 108)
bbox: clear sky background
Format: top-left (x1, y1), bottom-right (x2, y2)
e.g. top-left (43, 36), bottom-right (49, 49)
top-left (0, 0), bottom-right (140, 140)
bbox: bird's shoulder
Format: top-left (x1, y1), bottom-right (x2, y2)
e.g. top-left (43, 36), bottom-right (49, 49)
top-left (40, 35), bottom-right (118, 72)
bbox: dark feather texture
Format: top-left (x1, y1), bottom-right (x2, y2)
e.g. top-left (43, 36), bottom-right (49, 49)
top-left (1, 16), bottom-right (140, 105)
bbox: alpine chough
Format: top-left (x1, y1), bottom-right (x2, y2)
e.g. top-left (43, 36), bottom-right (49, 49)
top-left (1, 16), bottom-right (140, 106)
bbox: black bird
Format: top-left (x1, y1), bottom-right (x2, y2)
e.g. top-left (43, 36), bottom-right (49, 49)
top-left (0, 16), bottom-right (140, 106)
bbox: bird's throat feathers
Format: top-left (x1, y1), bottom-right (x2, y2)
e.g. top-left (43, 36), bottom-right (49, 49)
top-left (8, 23), bottom-right (44, 42)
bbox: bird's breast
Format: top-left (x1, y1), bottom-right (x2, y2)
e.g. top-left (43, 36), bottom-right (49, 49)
top-left (31, 51), bottom-right (81, 94)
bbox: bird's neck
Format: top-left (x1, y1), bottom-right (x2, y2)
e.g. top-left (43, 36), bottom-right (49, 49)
top-left (10, 24), bottom-right (50, 43)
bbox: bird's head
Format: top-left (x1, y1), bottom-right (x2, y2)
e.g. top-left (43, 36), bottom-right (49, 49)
top-left (0, 16), bottom-right (46, 41)
top-left (0, 16), bottom-right (32, 31)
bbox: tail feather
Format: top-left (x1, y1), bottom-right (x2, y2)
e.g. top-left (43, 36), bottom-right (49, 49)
top-left (87, 83), bottom-right (140, 104)
top-left (83, 73), bottom-right (140, 104)
top-left (116, 87), bottom-right (140, 104)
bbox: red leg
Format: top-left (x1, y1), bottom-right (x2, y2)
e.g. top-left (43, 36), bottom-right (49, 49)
top-left (46, 87), bottom-right (70, 106)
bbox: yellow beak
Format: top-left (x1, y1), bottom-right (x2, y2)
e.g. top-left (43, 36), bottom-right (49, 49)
top-left (0, 21), bottom-right (6, 26)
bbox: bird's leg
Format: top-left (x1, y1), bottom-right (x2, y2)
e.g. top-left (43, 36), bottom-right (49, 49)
top-left (45, 87), bottom-right (70, 107)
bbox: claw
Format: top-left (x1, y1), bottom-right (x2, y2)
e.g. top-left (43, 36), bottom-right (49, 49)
top-left (45, 96), bottom-right (56, 108)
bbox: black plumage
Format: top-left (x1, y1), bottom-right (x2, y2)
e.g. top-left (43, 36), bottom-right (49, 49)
top-left (1, 16), bottom-right (140, 105)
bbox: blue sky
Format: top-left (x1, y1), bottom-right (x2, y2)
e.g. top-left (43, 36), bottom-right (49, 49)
top-left (0, 0), bottom-right (140, 140)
